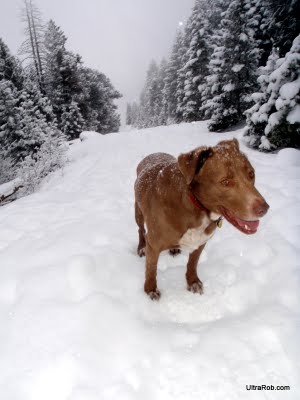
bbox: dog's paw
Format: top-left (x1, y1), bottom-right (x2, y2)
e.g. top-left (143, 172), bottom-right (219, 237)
top-left (169, 248), bottom-right (181, 257)
top-left (138, 247), bottom-right (145, 257)
top-left (187, 280), bottom-right (204, 295)
top-left (147, 289), bottom-right (161, 300)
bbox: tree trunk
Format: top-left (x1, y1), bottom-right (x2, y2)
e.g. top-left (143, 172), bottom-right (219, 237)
top-left (29, 0), bottom-right (44, 92)
top-left (24, 0), bottom-right (41, 88)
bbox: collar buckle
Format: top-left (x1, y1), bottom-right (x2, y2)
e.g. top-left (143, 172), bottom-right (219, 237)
top-left (217, 217), bottom-right (223, 228)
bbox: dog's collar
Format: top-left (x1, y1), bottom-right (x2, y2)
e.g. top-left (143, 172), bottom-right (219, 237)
top-left (189, 191), bottom-right (208, 212)
top-left (189, 191), bottom-right (223, 228)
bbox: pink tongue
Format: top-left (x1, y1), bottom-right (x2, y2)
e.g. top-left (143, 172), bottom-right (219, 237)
top-left (236, 217), bottom-right (259, 230)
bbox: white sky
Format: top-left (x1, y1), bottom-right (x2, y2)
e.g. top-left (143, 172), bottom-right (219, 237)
top-left (0, 0), bottom-right (195, 123)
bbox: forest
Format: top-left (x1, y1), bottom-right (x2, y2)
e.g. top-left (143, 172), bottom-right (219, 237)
top-left (127, 0), bottom-right (300, 152)
top-left (0, 0), bottom-right (121, 188)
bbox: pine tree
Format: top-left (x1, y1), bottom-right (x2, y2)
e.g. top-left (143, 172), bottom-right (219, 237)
top-left (244, 47), bottom-right (280, 148)
top-left (126, 103), bottom-right (132, 125)
top-left (0, 38), bottom-right (24, 89)
top-left (155, 58), bottom-right (168, 126)
top-left (203, 42), bottom-right (225, 121)
top-left (199, 0), bottom-right (229, 119)
top-left (245, 35), bottom-right (300, 150)
top-left (181, 0), bottom-right (211, 122)
top-left (268, 0), bottom-right (300, 57)
top-left (43, 20), bottom-right (67, 99)
top-left (91, 70), bottom-right (121, 133)
top-left (17, 132), bottom-right (67, 195)
top-left (131, 101), bottom-right (139, 127)
top-left (246, 0), bottom-right (272, 66)
top-left (75, 67), bottom-right (99, 130)
top-left (207, 0), bottom-right (260, 131)
top-left (147, 60), bottom-right (160, 126)
top-left (43, 20), bottom-right (122, 136)
top-left (43, 20), bottom-right (82, 130)
top-left (6, 79), bottom-right (63, 164)
top-left (137, 60), bottom-right (160, 128)
top-left (0, 39), bottom-right (25, 172)
top-left (137, 87), bottom-right (148, 128)
top-left (77, 68), bottom-right (121, 133)
top-left (61, 101), bottom-right (84, 140)
top-left (163, 30), bottom-right (184, 123)
top-left (0, 36), bottom-right (67, 191)
top-left (176, 19), bottom-right (193, 123)
top-left (0, 80), bottom-right (20, 158)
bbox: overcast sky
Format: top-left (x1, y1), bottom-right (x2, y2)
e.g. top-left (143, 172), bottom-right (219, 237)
top-left (0, 0), bottom-right (195, 123)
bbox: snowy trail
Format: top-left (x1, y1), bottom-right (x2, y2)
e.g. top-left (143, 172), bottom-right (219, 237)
top-left (0, 122), bottom-right (299, 399)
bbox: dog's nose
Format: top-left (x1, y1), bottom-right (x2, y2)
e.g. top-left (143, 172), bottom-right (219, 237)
top-left (253, 199), bottom-right (269, 218)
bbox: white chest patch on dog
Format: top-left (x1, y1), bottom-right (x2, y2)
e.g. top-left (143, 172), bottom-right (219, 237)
top-left (179, 217), bottom-right (215, 253)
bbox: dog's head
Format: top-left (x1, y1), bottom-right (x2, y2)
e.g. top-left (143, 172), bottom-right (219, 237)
top-left (178, 139), bottom-right (269, 234)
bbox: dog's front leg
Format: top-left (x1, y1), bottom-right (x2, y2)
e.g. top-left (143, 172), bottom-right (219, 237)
top-left (144, 242), bottom-right (161, 300)
top-left (186, 244), bottom-right (206, 294)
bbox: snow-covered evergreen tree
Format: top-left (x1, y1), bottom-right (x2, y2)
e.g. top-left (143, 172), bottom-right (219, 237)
top-left (43, 20), bottom-right (82, 131)
top-left (43, 20), bottom-right (67, 99)
top-left (130, 101), bottom-right (139, 127)
top-left (176, 19), bottom-right (193, 123)
top-left (0, 80), bottom-right (20, 160)
top-left (43, 20), bottom-right (121, 135)
top-left (0, 55), bottom-right (66, 198)
top-left (80, 69), bottom-right (121, 133)
top-left (246, 0), bottom-right (272, 66)
top-left (267, 0), bottom-right (300, 58)
top-left (0, 39), bottom-right (25, 175)
top-left (156, 58), bottom-right (168, 126)
top-left (17, 133), bottom-right (67, 195)
top-left (136, 59), bottom-right (169, 128)
top-left (207, 0), bottom-right (260, 131)
top-left (162, 30), bottom-right (184, 123)
top-left (202, 42), bottom-right (224, 121)
top-left (136, 88), bottom-right (147, 128)
top-left (133, 0), bottom-right (299, 138)
top-left (180, 0), bottom-right (211, 122)
top-left (12, 83), bottom-right (61, 162)
top-left (147, 60), bottom-right (161, 127)
top-left (61, 101), bottom-right (84, 140)
top-left (76, 68), bottom-right (117, 133)
top-left (244, 47), bottom-right (280, 147)
top-left (198, 0), bottom-right (228, 119)
top-left (0, 38), bottom-right (24, 89)
top-left (245, 34), bottom-right (300, 150)
top-left (137, 60), bottom-right (160, 128)
top-left (126, 103), bottom-right (132, 125)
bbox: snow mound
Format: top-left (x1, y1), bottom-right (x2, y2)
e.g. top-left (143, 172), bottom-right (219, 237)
top-left (79, 131), bottom-right (102, 141)
top-left (276, 147), bottom-right (300, 166)
top-left (0, 178), bottom-right (21, 197)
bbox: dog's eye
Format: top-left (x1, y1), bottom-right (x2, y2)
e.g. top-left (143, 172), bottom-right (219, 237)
top-left (248, 170), bottom-right (255, 180)
top-left (221, 179), bottom-right (234, 187)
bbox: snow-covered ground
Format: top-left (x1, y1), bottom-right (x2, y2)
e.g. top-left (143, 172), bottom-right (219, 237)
top-left (0, 122), bottom-right (299, 400)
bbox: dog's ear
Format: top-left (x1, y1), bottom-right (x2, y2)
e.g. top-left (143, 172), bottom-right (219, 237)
top-left (178, 147), bottom-right (213, 184)
top-left (232, 138), bottom-right (240, 149)
top-left (219, 138), bottom-right (240, 150)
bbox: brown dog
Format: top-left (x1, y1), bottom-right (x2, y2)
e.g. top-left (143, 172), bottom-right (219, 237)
top-left (134, 139), bottom-right (269, 300)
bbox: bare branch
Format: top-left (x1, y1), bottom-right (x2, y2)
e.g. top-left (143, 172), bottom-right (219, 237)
top-left (0, 186), bottom-right (23, 206)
